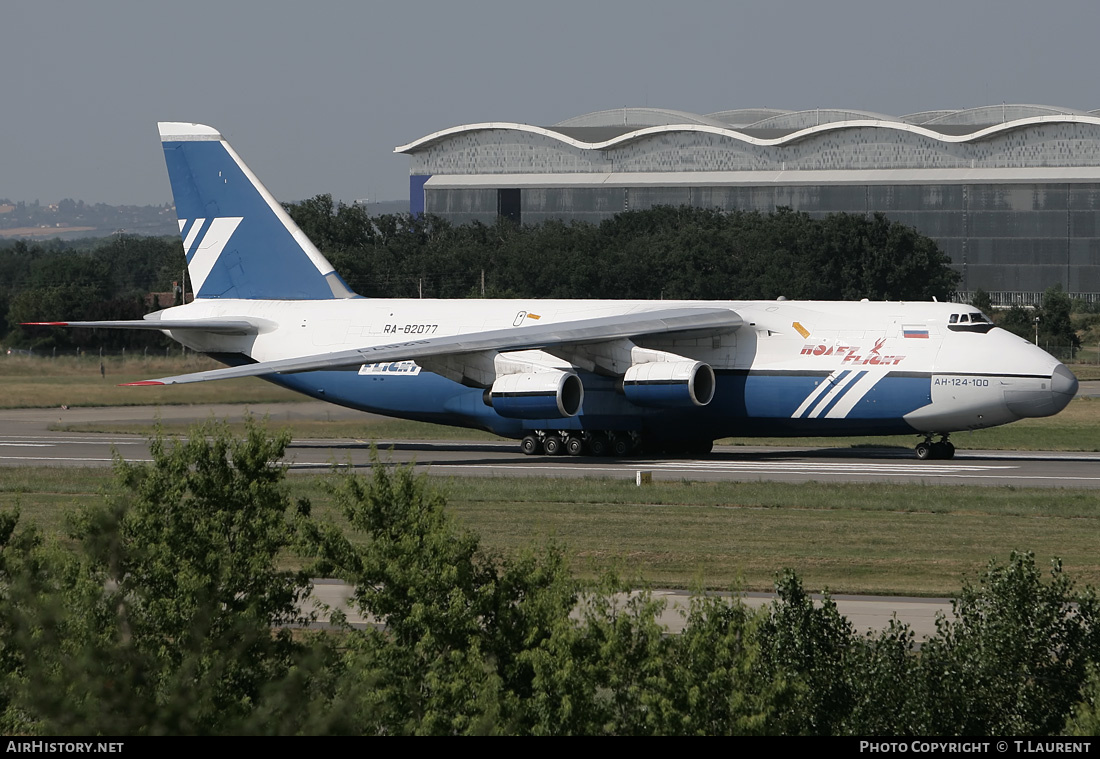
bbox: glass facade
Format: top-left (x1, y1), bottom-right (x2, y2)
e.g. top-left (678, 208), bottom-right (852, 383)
top-left (423, 181), bottom-right (1100, 302)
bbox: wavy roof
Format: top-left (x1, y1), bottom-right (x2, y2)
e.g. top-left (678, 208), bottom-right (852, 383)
top-left (554, 107), bottom-right (730, 128)
top-left (745, 108), bottom-right (898, 130)
top-left (921, 104), bottom-right (1089, 125)
top-left (706, 108), bottom-right (791, 126)
top-left (395, 104), bottom-right (1100, 154)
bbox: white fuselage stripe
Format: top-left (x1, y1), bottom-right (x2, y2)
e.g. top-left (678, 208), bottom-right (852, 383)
top-left (182, 218), bottom-right (205, 253)
top-left (806, 370), bottom-right (864, 419)
top-left (824, 370), bottom-right (886, 419)
top-left (792, 370), bottom-right (844, 418)
top-left (188, 217), bottom-right (243, 294)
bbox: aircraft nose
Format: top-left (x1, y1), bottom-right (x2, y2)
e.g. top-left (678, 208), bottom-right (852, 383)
top-left (1004, 363), bottom-right (1078, 418)
top-left (1051, 363), bottom-right (1079, 408)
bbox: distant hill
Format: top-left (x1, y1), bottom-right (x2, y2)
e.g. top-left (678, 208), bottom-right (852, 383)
top-left (0, 197), bottom-right (409, 240)
top-left (0, 198), bottom-right (178, 239)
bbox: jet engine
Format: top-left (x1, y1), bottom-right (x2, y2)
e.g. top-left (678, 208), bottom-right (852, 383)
top-left (622, 361), bottom-right (715, 408)
top-left (489, 370), bottom-right (584, 419)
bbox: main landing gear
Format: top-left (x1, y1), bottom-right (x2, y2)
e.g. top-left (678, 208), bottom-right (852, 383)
top-left (915, 434), bottom-right (955, 461)
top-left (521, 430), bottom-right (640, 458)
top-left (519, 430), bottom-right (714, 458)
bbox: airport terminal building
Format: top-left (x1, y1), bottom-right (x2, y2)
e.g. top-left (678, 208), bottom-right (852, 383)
top-left (396, 105), bottom-right (1100, 305)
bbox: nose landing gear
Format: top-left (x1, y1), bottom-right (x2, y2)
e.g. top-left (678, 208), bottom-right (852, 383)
top-left (915, 434), bottom-right (955, 460)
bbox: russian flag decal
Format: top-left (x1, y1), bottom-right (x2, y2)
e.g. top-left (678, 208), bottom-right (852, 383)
top-left (902, 325), bottom-right (930, 339)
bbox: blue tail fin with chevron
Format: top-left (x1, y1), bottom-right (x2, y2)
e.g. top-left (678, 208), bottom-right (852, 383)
top-left (159, 122), bottom-right (356, 300)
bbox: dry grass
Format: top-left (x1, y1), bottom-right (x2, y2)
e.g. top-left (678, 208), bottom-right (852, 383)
top-left (1067, 362), bottom-right (1100, 380)
top-left (436, 477), bottom-right (1100, 595)
top-left (0, 226), bottom-right (97, 237)
top-left (0, 353), bottom-right (300, 407)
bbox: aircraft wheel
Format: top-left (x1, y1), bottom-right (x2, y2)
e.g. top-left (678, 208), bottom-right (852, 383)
top-left (611, 436), bottom-right (631, 457)
top-left (520, 435), bottom-right (541, 456)
top-left (543, 436), bottom-right (563, 456)
top-left (915, 442), bottom-right (932, 460)
top-left (565, 436), bottom-right (585, 456)
top-left (943, 442), bottom-right (955, 460)
top-left (587, 433), bottom-right (609, 457)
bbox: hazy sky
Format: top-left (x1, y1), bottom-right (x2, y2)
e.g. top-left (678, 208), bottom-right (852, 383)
top-left (3, 0), bottom-right (1099, 206)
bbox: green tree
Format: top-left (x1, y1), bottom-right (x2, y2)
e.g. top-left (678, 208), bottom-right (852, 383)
top-left (2, 235), bottom-right (183, 350)
top-left (840, 620), bottom-right (921, 735)
top-left (999, 304), bottom-right (1037, 342)
top-left (0, 510), bottom-right (70, 735)
top-left (655, 591), bottom-right (783, 735)
top-left (1065, 665), bottom-right (1100, 736)
top-left (299, 458), bottom-right (789, 735)
top-left (282, 201), bottom-right (959, 302)
top-left (1038, 284), bottom-right (1080, 351)
top-left (970, 288), bottom-right (994, 314)
top-left (299, 458), bottom-right (582, 734)
top-left (754, 570), bottom-right (857, 735)
top-left (916, 552), bottom-right (1100, 736)
top-left (3, 419), bottom-right (327, 734)
top-left (0, 508), bottom-right (26, 733)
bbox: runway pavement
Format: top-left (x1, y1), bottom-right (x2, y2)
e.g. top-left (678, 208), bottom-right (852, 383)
top-left (2, 400), bottom-right (1099, 488)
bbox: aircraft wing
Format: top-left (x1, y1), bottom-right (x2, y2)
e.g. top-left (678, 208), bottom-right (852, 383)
top-left (124, 306), bottom-right (742, 386)
top-left (22, 319), bottom-right (265, 335)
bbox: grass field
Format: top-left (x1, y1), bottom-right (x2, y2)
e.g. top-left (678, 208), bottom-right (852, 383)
top-left (4, 466), bottom-right (1099, 597)
top-left (0, 353), bottom-right (301, 408)
top-left (1061, 363), bottom-right (1100, 381)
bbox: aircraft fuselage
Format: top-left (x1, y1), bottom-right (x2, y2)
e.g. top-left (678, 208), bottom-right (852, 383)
top-left (158, 296), bottom-right (1076, 448)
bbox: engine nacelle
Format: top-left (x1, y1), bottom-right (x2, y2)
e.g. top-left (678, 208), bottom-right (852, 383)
top-left (490, 370), bottom-right (584, 419)
top-left (623, 361), bottom-right (715, 408)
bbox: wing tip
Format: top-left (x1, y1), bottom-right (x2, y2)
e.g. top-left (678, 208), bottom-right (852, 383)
top-left (119, 380), bottom-right (166, 387)
top-left (21, 321), bottom-right (68, 326)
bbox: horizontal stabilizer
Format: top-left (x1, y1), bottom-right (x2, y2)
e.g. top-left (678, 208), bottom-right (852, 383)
top-left (124, 306), bottom-right (742, 386)
top-left (22, 319), bottom-right (264, 335)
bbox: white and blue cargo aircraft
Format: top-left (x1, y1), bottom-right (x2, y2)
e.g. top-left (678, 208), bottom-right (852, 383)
top-left (32, 123), bottom-right (1079, 459)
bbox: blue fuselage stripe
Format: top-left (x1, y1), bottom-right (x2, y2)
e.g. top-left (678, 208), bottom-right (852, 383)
top-left (800, 369), bottom-right (848, 418)
top-left (816, 370), bottom-right (869, 418)
top-left (263, 367), bottom-right (931, 442)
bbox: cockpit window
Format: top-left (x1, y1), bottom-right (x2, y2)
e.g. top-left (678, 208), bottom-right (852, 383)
top-left (948, 310), bottom-right (995, 333)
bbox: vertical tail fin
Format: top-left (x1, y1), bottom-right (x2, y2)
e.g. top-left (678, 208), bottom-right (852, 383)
top-left (159, 122), bottom-right (356, 300)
